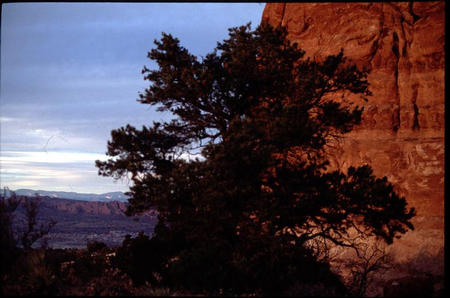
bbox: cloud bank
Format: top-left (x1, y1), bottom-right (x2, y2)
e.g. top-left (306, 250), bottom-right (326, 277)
top-left (1, 3), bottom-right (264, 193)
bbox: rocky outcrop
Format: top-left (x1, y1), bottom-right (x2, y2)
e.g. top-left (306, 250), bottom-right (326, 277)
top-left (262, 1), bottom-right (444, 276)
top-left (34, 196), bottom-right (157, 217)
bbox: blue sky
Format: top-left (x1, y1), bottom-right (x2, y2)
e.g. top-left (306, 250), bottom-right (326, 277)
top-left (1, 2), bottom-right (265, 194)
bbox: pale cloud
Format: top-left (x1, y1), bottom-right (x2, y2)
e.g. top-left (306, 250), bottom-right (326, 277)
top-left (0, 151), bottom-right (130, 194)
top-left (1, 166), bottom-right (83, 180)
top-left (0, 151), bottom-right (108, 164)
top-left (7, 180), bottom-right (40, 188)
top-left (0, 117), bottom-right (19, 122)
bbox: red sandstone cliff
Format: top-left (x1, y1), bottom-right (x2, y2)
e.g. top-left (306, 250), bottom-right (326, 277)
top-left (40, 196), bottom-right (128, 216)
top-left (36, 196), bottom-right (157, 217)
top-left (262, 1), bottom-right (444, 272)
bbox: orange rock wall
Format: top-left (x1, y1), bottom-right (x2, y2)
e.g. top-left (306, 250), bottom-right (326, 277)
top-left (262, 2), bottom-right (444, 266)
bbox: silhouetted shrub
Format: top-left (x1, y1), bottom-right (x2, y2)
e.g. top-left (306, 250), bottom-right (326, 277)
top-left (87, 240), bottom-right (108, 253)
top-left (2, 249), bottom-right (60, 296)
top-left (114, 232), bottom-right (167, 286)
top-left (1, 190), bottom-right (57, 295)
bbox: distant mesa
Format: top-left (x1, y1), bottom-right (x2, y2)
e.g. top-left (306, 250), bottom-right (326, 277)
top-left (6, 190), bottom-right (156, 249)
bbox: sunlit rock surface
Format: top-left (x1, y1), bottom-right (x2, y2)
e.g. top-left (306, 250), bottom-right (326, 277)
top-left (262, 1), bottom-right (444, 286)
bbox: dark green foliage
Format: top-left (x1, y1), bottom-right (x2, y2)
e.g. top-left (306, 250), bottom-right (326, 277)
top-left (96, 23), bottom-right (415, 294)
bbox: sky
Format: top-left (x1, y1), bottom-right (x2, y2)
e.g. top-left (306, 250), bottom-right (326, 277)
top-left (0, 2), bottom-right (265, 194)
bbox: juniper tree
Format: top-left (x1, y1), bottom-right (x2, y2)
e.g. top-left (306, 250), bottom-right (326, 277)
top-left (97, 23), bottom-right (415, 295)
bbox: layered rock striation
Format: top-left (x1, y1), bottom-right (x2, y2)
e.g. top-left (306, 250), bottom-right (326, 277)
top-left (262, 2), bottom-right (444, 269)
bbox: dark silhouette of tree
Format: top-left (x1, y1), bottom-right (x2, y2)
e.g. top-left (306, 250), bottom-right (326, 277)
top-left (1, 189), bottom-right (21, 281)
top-left (20, 196), bottom-right (56, 250)
top-left (1, 189), bottom-right (56, 296)
top-left (0, 189), bottom-right (56, 251)
top-left (96, 23), bottom-right (415, 295)
top-left (114, 232), bottom-right (167, 286)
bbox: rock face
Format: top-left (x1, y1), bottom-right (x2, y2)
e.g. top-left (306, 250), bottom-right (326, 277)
top-left (262, 2), bottom-right (444, 273)
top-left (39, 196), bottom-right (128, 216)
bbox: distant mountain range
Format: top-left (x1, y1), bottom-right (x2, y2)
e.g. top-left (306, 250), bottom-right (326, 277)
top-left (7, 188), bottom-right (129, 202)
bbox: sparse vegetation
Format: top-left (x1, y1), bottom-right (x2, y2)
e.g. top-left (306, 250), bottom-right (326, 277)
top-left (1, 189), bottom-right (57, 295)
top-left (19, 196), bottom-right (56, 250)
top-left (1, 238), bottom-right (184, 296)
top-left (0, 189), bottom-right (21, 287)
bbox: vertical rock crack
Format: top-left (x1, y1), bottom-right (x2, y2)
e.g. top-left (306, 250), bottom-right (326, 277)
top-left (392, 31), bottom-right (401, 132)
top-left (412, 83), bottom-right (420, 130)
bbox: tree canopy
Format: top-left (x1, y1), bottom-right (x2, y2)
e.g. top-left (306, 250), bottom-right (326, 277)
top-left (96, 23), bottom-right (415, 295)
